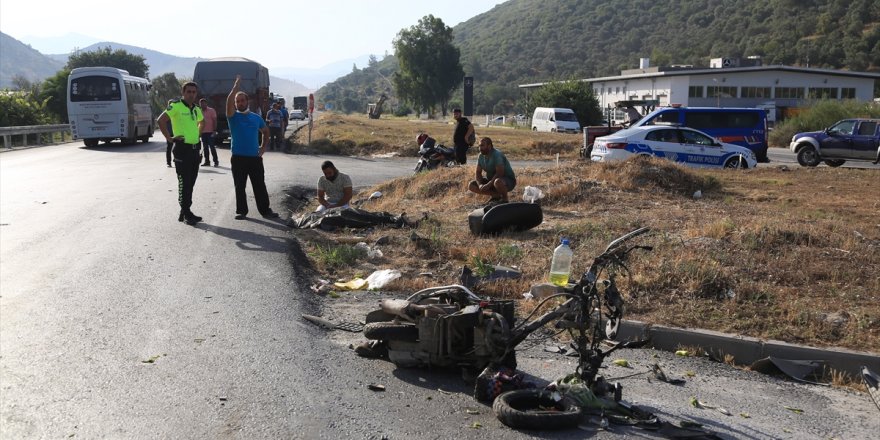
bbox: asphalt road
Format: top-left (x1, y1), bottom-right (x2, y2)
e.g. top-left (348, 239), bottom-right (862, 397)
top-left (1, 137), bottom-right (877, 439)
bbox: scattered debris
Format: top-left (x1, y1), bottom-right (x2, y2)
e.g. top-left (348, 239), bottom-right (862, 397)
top-left (862, 366), bottom-right (880, 412)
top-left (522, 186), bottom-right (545, 203)
top-left (651, 363), bottom-right (686, 385)
top-left (365, 269), bottom-right (401, 290)
top-left (367, 384), bottom-right (386, 392)
top-left (612, 359), bottom-right (631, 368)
top-left (334, 278), bottom-right (367, 290)
top-left (470, 422), bottom-right (482, 429)
top-left (465, 409), bottom-right (480, 415)
top-left (459, 265), bottom-right (521, 288)
top-left (356, 242), bottom-right (384, 259)
top-left (526, 283), bottom-right (561, 300)
top-left (302, 314), bottom-right (365, 332)
top-left (784, 406), bottom-right (804, 414)
top-left (689, 397), bottom-right (731, 416)
top-left (141, 354), bottom-right (164, 364)
top-left (749, 357), bottom-right (828, 385)
top-left (675, 350), bottom-right (689, 357)
top-left (310, 279), bottom-right (333, 294)
top-left (692, 190), bottom-right (702, 199)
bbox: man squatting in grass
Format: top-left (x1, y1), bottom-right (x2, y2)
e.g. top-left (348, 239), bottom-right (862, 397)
top-left (316, 161), bottom-right (353, 212)
top-left (226, 75), bottom-right (279, 220)
top-left (158, 82), bottom-right (204, 225)
top-left (468, 137), bottom-right (516, 204)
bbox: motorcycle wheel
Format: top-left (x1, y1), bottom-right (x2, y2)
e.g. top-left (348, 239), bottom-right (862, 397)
top-left (413, 162), bottom-right (425, 175)
top-left (363, 322), bottom-right (419, 342)
top-left (493, 389), bottom-right (583, 430)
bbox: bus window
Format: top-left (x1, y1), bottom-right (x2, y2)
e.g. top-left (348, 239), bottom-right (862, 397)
top-left (70, 76), bottom-right (122, 102)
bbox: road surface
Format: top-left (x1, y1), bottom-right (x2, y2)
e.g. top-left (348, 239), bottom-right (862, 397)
top-left (1, 138), bottom-right (876, 438)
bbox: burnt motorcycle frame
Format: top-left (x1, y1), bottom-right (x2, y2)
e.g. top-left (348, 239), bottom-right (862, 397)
top-left (363, 227), bottom-right (652, 396)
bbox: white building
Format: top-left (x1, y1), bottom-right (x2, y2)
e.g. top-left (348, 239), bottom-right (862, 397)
top-left (520, 58), bottom-right (880, 123)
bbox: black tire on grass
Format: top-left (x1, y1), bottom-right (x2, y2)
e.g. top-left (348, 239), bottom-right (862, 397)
top-left (492, 389), bottom-right (583, 430)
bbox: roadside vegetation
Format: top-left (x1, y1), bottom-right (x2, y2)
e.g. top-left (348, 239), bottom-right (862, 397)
top-left (768, 99), bottom-right (880, 147)
top-left (289, 113), bottom-right (880, 354)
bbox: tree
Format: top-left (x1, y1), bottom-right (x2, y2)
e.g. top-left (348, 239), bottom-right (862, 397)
top-left (527, 80), bottom-right (602, 126)
top-left (150, 72), bottom-right (182, 118)
top-left (392, 15), bottom-right (464, 117)
top-left (0, 92), bottom-right (51, 127)
top-left (67, 46), bottom-right (149, 78)
top-left (39, 68), bottom-right (71, 122)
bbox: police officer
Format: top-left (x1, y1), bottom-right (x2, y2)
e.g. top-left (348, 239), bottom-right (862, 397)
top-left (158, 82), bottom-right (204, 225)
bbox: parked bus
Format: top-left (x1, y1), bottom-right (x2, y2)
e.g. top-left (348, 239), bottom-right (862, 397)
top-left (67, 67), bottom-right (153, 147)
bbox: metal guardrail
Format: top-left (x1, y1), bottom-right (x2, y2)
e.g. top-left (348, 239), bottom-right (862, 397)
top-left (0, 124), bottom-right (72, 149)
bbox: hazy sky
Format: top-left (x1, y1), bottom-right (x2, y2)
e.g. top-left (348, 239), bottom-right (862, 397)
top-left (1, 0), bottom-right (503, 69)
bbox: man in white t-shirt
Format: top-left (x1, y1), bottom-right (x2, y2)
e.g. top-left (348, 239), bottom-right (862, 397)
top-left (316, 160), bottom-right (353, 212)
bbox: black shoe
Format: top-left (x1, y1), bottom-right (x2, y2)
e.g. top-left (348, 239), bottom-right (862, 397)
top-left (234, 213), bottom-right (247, 220)
top-left (201, 162), bottom-right (210, 167)
top-left (167, 164), bottom-right (173, 168)
top-left (261, 211), bottom-right (279, 219)
top-left (178, 211), bottom-right (185, 222)
top-left (184, 212), bottom-right (202, 225)
top-left (214, 162), bottom-right (219, 167)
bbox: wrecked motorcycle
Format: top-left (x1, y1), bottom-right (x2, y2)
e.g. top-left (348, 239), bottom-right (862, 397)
top-left (361, 227), bottom-right (653, 402)
top-left (413, 136), bottom-right (457, 175)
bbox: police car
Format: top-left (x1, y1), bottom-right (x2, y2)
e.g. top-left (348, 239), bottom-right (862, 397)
top-left (591, 125), bottom-right (757, 169)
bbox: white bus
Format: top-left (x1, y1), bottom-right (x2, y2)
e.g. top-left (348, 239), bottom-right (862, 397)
top-left (67, 67), bottom-right (153, 147)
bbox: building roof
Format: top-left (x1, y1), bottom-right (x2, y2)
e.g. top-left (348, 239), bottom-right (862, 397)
top-left (519, 65), bottom-right (880, 89)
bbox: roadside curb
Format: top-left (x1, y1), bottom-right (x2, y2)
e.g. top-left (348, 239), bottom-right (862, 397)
top-left (614, 320), bottom-right (880, 376)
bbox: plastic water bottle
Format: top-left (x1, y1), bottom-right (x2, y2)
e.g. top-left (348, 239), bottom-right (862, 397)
top-left (549, 238), bottom-right (573, 287)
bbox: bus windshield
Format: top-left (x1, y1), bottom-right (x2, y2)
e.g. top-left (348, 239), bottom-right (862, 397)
top-left (70, 76), bottom-right (121, 102)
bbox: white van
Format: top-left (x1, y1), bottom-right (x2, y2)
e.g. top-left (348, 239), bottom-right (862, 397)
top-left (531, 107), bottom-right (581, 133)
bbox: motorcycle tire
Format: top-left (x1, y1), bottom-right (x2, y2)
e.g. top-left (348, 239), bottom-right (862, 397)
top-left (493, 389), bottom-right (583, 430)
top-left (362, 322), bottom-right (419, 342)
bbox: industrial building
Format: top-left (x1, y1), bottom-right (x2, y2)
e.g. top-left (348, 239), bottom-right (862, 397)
top-left (520, 58), bottom-right (880, 124)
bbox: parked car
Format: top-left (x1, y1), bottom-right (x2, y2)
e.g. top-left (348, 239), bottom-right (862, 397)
top-left (289, 109), bottom-right (306, 120)
top-left (634, 106), bottom-right (770, 163)
top-left (591, 125), bottom-right (757, 169)
top-left (789, 119), bottom-right (880, 167)
top-left (489, 115), bottom-right (505, 125)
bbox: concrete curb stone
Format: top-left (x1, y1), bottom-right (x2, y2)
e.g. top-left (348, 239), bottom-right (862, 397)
top-left (615, 320), bottom-right (880, 376)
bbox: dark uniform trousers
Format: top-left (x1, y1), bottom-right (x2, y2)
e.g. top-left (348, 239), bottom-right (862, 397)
top-left (173, 141), bottom-right (201, 212)
top-left (231, 155), bottom-right (271, 216)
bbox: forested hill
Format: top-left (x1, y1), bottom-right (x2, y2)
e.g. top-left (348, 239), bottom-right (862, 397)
top-left (456, 0), bottom-right (879, 85)
top-left (318, 0), bottom-right (880, 114)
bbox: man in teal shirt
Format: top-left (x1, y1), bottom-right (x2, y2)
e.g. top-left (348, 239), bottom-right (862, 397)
top-left (158, 82), bottom-right (204, 225)
top-left (468, 136), bottom-right (516, 204)
top-left (226, 75), bottom-right (279, 220)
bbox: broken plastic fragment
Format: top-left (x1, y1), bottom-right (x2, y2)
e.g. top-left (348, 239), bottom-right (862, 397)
top-left (784, 406), bottom-right (804, 414)
top-left (612, 359), bottom-right (630, 368)
top-left (368, 384), bottom-right (385, 391)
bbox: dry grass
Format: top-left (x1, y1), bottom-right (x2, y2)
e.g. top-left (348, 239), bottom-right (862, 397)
top-left (290, 113), bottom-right (880, 353)
top-left (287, 113), bottom-right (582, 159)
